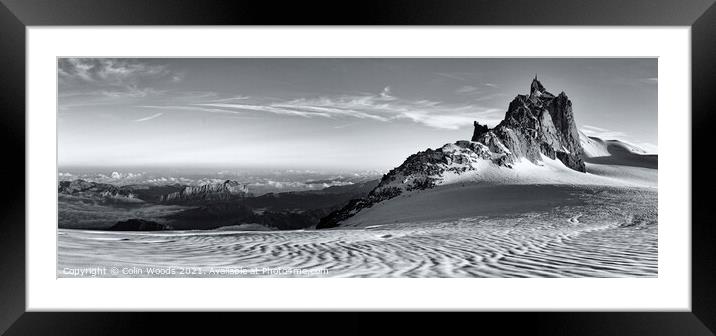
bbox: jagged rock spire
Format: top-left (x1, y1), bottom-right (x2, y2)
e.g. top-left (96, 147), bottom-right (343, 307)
top-left (530, 75), bottom-right (547, 98)
top-left (497, 76), bottom-right (584, 172)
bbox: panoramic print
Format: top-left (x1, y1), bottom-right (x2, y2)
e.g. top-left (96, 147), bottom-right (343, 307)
top-left (57, 58), bottom-right (658, 278)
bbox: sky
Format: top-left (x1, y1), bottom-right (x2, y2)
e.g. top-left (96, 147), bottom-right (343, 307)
top-left (58, 58), bottom-right (657, 170)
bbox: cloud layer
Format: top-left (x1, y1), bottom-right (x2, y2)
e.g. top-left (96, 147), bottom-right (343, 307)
top-left (59, 58), bottom-right (178, 86)
top-left (58, 58), bottom-right (181, 102)
top-left (142, 90), bottom-right (503, 130)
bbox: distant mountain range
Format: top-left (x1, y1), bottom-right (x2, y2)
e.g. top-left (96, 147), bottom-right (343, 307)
top-left (159, 180), bottom-right (250, 203)
top-left (58, 176), bottom-right (380, 231)
top-left (58, 179), bottom-right (142, 202)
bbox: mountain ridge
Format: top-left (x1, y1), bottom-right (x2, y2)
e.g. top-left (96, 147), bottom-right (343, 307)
top-left (58, 179), bottom-right (140, 201)
top-left (159, 180), bottom-right (250, 203)
top-left (317, 77), bottom-right (590, 229)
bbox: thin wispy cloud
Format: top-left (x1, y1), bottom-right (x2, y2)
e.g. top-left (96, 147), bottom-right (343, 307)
top-left (171, 72), bottom-right (185, 83)
top-left (134, 112), bottom-right (163, 122)
top-left (472, 93), bottom-right (509, 102)
top-left (379, 86), bottom-right (395, 100)
top-left (434, 72), bottom-right (490, 84)
top-left (137, 105), bottom-right (244, 115)
top-left (59, 87), bottom-right (166, 102)
top-left (207, 95), bottom-right (251, 103)
top-left (455, 84), bottom-right (506, 104)
top-left (196, 103), bottom-right (333, 118)
top-left (271, 101), bottom-right (390, 121)
top-left (333, 123), bottom-right (355, 129)
top-left (456, 85), bottom-right (480, 94)
top-left (99, 86), bottom-right (165, 98)
top-left (435, 72), bottom-right (468, 81)
top-left (179, 90), bottom-right (503, 130)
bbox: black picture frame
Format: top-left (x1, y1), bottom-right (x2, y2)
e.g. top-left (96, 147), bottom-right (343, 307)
top-left (1, 0), bottom-right (713, 334)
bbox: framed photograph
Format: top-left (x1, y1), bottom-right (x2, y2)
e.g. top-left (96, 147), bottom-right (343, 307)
top-left (1, 0), bottom-right (714, 334)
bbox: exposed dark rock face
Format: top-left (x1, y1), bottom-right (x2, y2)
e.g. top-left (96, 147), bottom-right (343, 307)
top-left (108, 219), bottom-right (171, 231)
top-left (317, 77), bottom-right (586, 229)
top-left (471, 121), bottom-right (489, 141)
top-left (317, 141), bottom-right (498, 229)
top-left (160, 180), bottom-right (249, 203)
top-left (485, 77), bottom-right (586, 172)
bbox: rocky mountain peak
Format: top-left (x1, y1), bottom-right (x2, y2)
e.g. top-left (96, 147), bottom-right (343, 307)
top-left (529, 75), bottom-right (547, 98)
top-left (318, 77), bottom-right (587, 229)
top-left (490, 78), bottom-right (584, 172)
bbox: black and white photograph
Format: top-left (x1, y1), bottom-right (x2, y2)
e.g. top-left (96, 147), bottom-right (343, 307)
top-left (4, 0), bottom-right (713, 332)
top-left (57, 58), bottom-right (658, 278)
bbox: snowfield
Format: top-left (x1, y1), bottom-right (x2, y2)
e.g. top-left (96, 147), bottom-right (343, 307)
top-left (58, 184), bottom-right (656, 278)
top-left (57, 135), bottom-right (657, 278)
top-left (436, 154), bottom-right (656, 188)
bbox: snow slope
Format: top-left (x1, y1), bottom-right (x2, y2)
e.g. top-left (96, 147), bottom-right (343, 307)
top-left (321, 130), bottom-right (658, 230)
top-left (578, 131), bottom-right (658, 187)
top-left (58, 185), bottom-right (657, 278)
top-left (381, 133), bottom-right (657, 191)
top-left (437, 152), bottom-right (655, 188)
top-left (319, 130), bottom-right (658, 230)
top-left (580, 128), bottom-right (655, 157)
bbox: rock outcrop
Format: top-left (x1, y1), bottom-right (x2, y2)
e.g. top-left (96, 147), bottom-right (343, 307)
top-left (471, 121), bottom-right (489, 141)
top-left (317, 77), bottom-right (586, 229)
top-left (58, 179), bottom-right (139, 200)
top-left (487, 75), bottom-right (585, 172)
top-left (108, 219), bottom-right (172, 231)
top-left (160, 180), bottom-right (249, 203)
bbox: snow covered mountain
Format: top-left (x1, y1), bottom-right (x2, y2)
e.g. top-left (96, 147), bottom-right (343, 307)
top-left (578, 131), bottom-right (657, 188)
top-left (580, 131), bottom-right (656, 167)
top-left (317, 77), bottom-right (655, 229)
